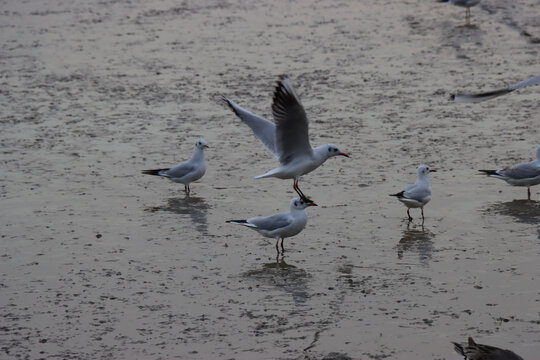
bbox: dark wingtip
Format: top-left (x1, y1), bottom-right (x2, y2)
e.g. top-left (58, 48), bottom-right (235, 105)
top-left (452, 342), bottom-right (466, 357)
top-left (478, 169), bottom-right (497, 175)
top-left (278, 74), bottom-right (289, 81)
top-left (226, 219), bottom-right (247, 224)
top-left (222, 96), bottom-right (233, 107)
top-left (222, 96), bottom-right (241, 116)
top-left (450, 94), bottom-right (456, 101)
top-left (142, 169), bottom-right (168, 176)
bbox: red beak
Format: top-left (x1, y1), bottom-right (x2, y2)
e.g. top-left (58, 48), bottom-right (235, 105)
top-left (339, 152), bottom-right (350, 158)
top-left (430, 169), bottom-right (436, 172)
top-left (308, 202), bottom-right (318, 207)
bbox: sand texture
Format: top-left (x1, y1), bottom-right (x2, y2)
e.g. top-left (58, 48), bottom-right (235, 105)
top-left (1, 0), bottom-right (539, 359)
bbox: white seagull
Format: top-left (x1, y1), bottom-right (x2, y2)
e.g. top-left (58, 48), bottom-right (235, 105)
top-left (227, 197), bottom-right (317, 254)
top-left (223, 77), bottom-right (349, 199)
top-left (452, 75), bottom-right (540, 103)
top-left (479, 145), bottom-right (540, 200)
top-left (142, 138), bottom-right (208, 194)
top-left (390, 165), bottom-right (436, 222)
top-left (438, 0), bottom-right (481, 25)
top-left (453, 337), bottom-right (523, 360)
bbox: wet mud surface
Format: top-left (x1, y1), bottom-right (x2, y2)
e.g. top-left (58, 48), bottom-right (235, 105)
top-left (1, 0), bottom-right (539, 359)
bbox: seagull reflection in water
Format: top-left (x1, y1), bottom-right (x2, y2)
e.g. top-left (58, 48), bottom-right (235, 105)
top-left (242, 257), bottom-right (311, 306)
top-left (484, 199), bottom-right (540, 225)
top-left (396, 224), bottom-right (435, 267)
top-left (147, 196), bottom-right (209, 234)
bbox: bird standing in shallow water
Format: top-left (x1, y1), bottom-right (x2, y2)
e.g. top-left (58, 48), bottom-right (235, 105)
top-left (142, 138), bottom-right (208, 194)
top-left (223, 77), bottom-right (349, 200)
top-left (390, 165), bottom-right (436, 222)
top-left (439, 0), bottom-right (481, 26)
top-left (479, 145), bottom-right (540, 200)
top-left (227, 196), bottom-right (317, 255)
top-left (453, 337), bottom-right (523, 360)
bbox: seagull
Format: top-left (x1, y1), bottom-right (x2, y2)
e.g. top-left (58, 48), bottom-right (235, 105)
top-left (453, 337), bottom-right (523, 360)
top-left (226, 196), bottom-right (317, 254)
top-left (438, 0), bottom-right (481, 26)
top-left (142, 138), bottom-right (208, 194)
top-left (223, 77), bottom-right (349, 199)
top-left (451, 75), bottom-right (540, 103)
top-left (479, 145), bottom-right (540, 200)
top-left (390, 165), bottom-right (436, 222)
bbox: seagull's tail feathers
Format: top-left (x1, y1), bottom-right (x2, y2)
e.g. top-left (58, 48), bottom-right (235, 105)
top-left (226, 219), bottom-right (257, 228)
top-left (478, 169), bottom-right (498, 176)
top-left (142, 168), bottom-right (169, 176)
top-left (254, 167), bottom-right (283, 179)
top-left (389, 191), bottom-right (405, 198)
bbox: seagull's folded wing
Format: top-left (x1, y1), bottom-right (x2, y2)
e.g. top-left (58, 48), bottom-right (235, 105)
top-left (248, 213), bottom-right (292, 231)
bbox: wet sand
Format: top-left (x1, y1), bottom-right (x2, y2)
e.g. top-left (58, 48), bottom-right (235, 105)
top-left (1, 0), bottom-right (539, 359)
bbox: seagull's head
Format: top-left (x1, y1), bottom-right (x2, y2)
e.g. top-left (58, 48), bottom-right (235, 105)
top-left (417, 164), bottom-right (436, 177)
top-left (195, 138), bottom-right (209, 150)
top-left (291, 197), bottom-right (317, 210)
top-left (324, 144), bottom-right (349, 159)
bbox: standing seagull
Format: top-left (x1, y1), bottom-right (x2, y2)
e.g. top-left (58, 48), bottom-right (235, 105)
top-left (390, 165), bottom-right (436, 222)
top-left (142, 138), bottom-right (208, 194)
top-left (453, 337), bottom-right (523, 360)
top-left (439, 0), bottom-right (481, 26)
top-left (479, 145), bottom-right (540, 200)
top-left (226, 196), bottom-right (317, 255)
top-left (451, 75), bottom-right (540, 103)
top-left (223, 77), bottom-right (349, 199)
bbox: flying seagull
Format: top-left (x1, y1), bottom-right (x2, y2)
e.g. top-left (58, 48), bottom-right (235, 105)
top-left (223, 77), bottom-right (349, 199)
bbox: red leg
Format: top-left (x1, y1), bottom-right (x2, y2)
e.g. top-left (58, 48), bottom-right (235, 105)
top-left (407, 209), bottom-right (413, 221)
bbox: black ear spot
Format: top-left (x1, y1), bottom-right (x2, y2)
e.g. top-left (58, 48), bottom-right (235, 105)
top-left (328, 147), bottom-right (332, 152)
top-left (294, 201), bottom-right (298, 206)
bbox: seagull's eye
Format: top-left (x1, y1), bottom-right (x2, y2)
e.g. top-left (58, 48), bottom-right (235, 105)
top-left (334, 148), bottom-right (338, 152)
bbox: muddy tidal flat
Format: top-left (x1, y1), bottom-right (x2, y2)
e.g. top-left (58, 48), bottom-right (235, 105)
top-left (1, 0), bottom-right (539, 359)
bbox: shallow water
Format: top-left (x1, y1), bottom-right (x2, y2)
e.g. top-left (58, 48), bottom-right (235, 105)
top-left (1, 0), bottom-right (539, 359)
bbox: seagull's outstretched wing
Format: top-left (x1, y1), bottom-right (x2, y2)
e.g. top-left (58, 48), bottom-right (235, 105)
top-left (452, 75), bottom-right (540, 103)
top-left (224, 97), bottom-right (278, 158)
top-left (272, 78), bottom-right (313, 164)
